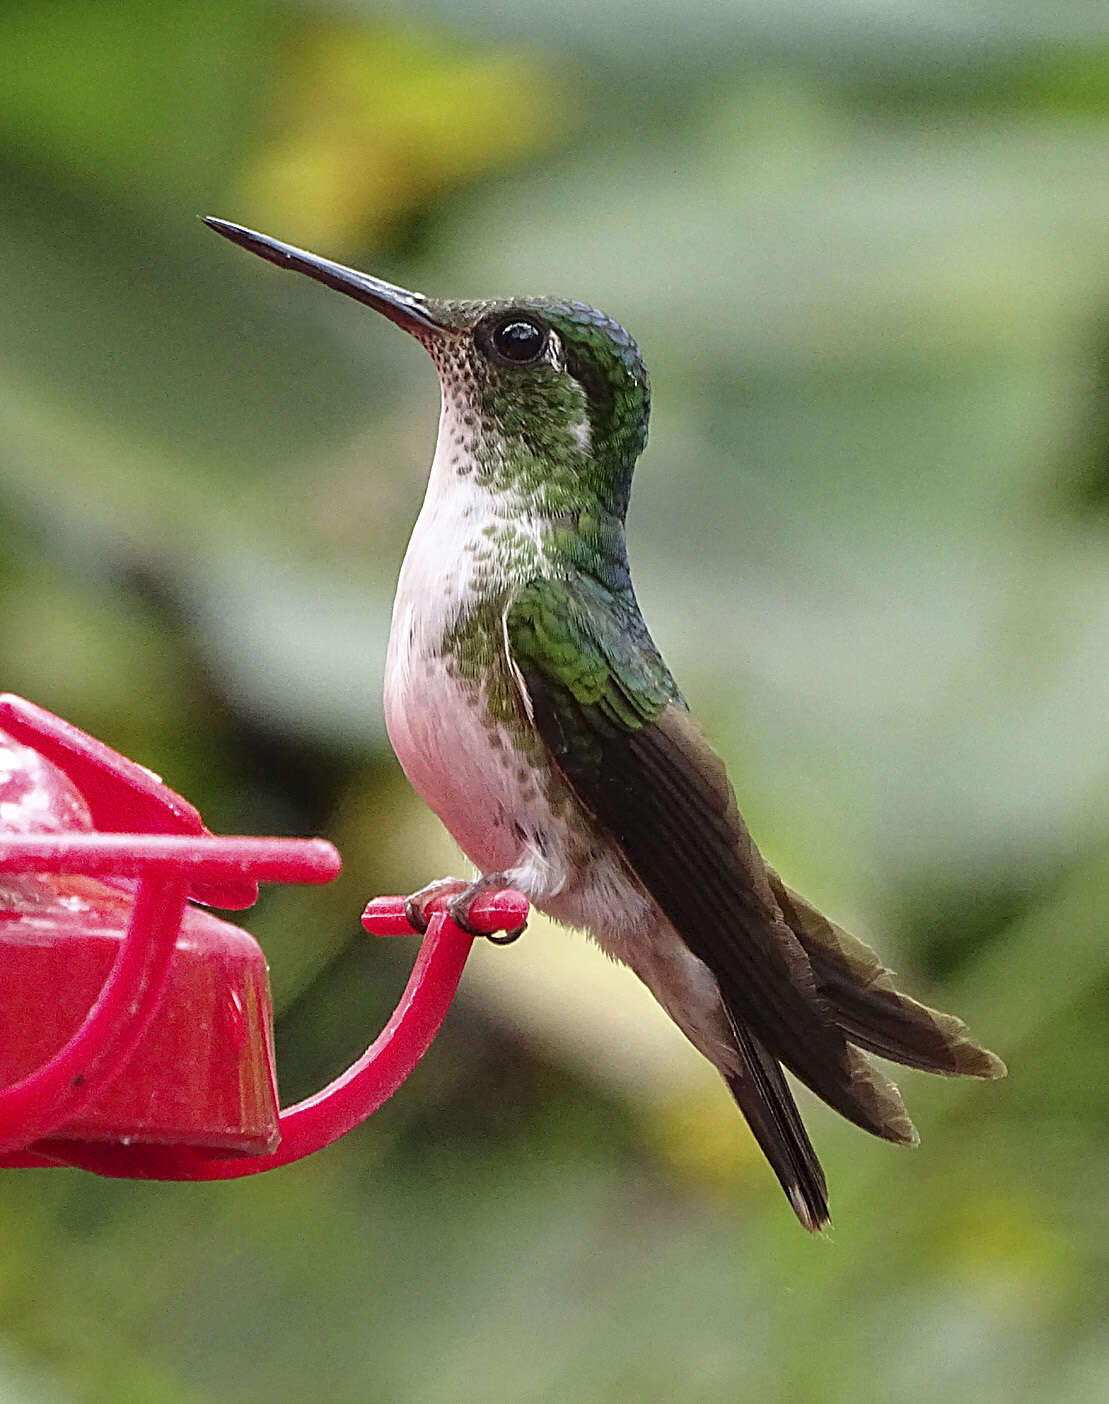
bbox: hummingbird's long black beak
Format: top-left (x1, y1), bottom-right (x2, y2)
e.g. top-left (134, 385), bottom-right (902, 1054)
top-left (203, 218), bottom-right (445, 336)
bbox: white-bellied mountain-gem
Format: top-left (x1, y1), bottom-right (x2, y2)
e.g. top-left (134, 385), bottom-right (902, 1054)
top-left (206, 217), bottom-right (1006, 1231)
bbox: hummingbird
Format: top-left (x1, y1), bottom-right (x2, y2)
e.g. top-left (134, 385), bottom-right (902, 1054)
top-left (205, 217), bottom-right (1005, 1231)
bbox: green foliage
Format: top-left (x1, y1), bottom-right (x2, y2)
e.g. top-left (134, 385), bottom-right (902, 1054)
top-left (1, 1), bottom-right (1108, 1399)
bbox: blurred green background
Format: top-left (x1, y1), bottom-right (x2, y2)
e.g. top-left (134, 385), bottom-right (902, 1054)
top-left (2, 1), bottom-right (1108, 1400)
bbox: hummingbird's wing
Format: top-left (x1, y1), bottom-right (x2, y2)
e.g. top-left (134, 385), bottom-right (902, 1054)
top-left (766, 874), bottom-right (1004, 1078)
top-left (505, 577), bottom-right (919, 1202)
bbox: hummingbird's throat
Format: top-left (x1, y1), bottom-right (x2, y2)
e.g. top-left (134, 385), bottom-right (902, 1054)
top-left (427, 357), bottom-right (598, 516)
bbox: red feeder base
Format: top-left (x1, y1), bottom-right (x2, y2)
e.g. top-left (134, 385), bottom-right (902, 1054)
top-left (0, 877), bottom-right (279, 1154)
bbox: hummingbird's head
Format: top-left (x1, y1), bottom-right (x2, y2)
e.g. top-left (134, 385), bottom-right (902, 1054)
top-left (204, 219), bottom-right (650, 519)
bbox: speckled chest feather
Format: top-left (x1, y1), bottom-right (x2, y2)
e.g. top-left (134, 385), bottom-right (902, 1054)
top-left (384, 394), bottom-right (572, 893)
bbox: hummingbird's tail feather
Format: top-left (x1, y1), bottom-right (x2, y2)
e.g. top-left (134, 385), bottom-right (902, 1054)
top-left (726, 1023), bottom-right (830, 1232)
top-left (768, 872), bottom-right (1007, 1081)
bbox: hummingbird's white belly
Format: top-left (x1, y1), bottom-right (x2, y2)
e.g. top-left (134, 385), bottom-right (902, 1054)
top-left (385, 642), bottom-right (551, 881)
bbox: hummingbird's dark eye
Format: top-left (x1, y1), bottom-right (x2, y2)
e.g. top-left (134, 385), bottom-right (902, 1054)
top-left (489, 316), bottom-right (548, 364)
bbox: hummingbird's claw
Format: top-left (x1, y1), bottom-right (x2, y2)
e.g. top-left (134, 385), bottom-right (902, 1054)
top-left (403, 877), bottom-right (471, 935)
top-left (443, 901), bottom-right (482, 937)
top-left (402, 876), bottom-right (526, 943)
top-left (445, 902), bottom-right (526, 945)
top-left (485, 923), bottom-right (527, 946)
top-left (403, 894), bottom-right (430, 935)
top-left (446, 875), bottom-right (527, 945)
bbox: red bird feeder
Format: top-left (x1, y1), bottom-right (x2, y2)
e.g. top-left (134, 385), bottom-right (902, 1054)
top-left (0, 694), bottom-right (528, 1179)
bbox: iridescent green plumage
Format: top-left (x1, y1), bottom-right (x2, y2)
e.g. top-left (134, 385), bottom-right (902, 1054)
top-left (207, 216), bottom-right (1006, 1232)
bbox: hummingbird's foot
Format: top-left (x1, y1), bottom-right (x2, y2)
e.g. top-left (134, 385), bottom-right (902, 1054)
top-left (446, 873), bottom-right (528, 946)
top-left (403, 877), bottom-right (470, 935)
